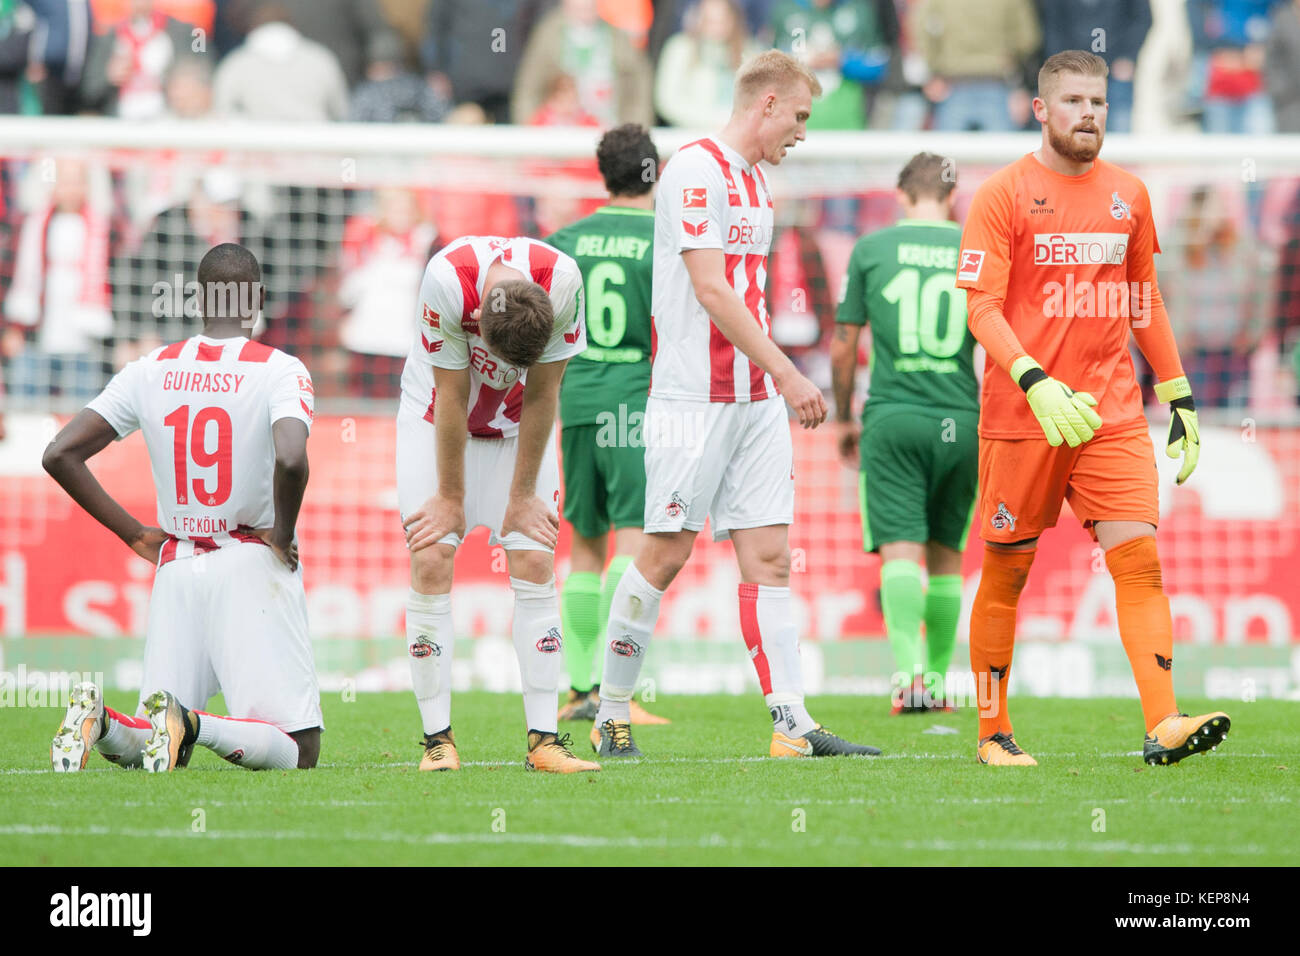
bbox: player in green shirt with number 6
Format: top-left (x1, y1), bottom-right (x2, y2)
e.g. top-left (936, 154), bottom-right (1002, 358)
top-left (831, 152), bottom-right (980, 715)
top-left (546, 124), bottom-right (669, 727)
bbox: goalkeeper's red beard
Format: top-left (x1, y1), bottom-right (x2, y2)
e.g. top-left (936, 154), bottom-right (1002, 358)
top-left (1047, 119), bottom-right (1104, 163)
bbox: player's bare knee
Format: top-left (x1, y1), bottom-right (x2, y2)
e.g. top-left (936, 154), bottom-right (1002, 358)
top-left (291, 728), bottom-right (320, 769)
top-left (638, 534), bottom-right (691, 588)
top-left (506, 548), bottom-right (554, 584)
top-left (410, 543), bottom-right (455, 593)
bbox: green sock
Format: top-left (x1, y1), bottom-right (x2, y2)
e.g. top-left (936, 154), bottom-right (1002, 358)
top-left (561, 572), bottom-right (601, 694)
top-left (880, 559), bottom-right (925, 682)
top-left (595, 555), bottom-right (634, 687)
top-left (924, 573), bottom-right (963, 699)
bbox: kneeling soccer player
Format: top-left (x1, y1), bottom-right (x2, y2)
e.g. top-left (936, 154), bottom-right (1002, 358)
top-left (46, 243), bottom-right (322, 773)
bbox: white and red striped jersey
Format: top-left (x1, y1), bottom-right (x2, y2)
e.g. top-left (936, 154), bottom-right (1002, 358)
top-left (400, 235), bottom-right (586, 438)
top-left (87, 335), bottom-right (315, 566)
top-left (651, 137), bottom-right (777, 403)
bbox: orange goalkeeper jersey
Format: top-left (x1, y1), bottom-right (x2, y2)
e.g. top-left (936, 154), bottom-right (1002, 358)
top-left (957, 153), bottom-right (1165, 439)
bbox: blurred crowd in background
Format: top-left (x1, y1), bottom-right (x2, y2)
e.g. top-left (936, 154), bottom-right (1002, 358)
top-left (0, 0), bottom-right (1299, 419)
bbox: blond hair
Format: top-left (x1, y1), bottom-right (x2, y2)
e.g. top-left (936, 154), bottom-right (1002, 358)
top-left (733, 49), bottom-right (822, 109)
top-left (1038, 50), bottom-right (1108, 100)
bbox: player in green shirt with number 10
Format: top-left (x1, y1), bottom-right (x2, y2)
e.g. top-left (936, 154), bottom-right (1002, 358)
top-left (831, 152), bottom-right (980, 715)
top-left (545, 124), bottom-right (668, 726)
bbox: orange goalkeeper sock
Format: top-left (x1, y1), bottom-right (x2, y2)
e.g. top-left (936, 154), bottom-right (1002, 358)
top-left (1106, 536), bottom-right (1178, 732)
top-left (970, 546), bottom-right (1035, 740)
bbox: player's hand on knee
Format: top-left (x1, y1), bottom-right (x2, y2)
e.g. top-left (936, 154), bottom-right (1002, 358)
top-left (404, 494), bottom-right (466, 553)
top-left (780, 370), bottom-right (828, 428)
top-left (127, 526), bottom-right (168, 565)
top-left (836, 419), bottom-right (860, 466)
top-left (502, 493), bottom-right (559, 550)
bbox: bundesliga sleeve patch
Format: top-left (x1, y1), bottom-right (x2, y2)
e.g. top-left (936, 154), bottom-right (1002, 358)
top-left (297, 374), bottom-right (315, 421)
top-left (957, 249), bottom-right (985, 281)
top-left (682, 187), bottom-right (707, 209)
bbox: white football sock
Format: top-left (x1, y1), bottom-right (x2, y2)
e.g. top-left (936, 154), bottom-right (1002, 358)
top-left (96, 708), bottom-right (151, 769)
top-left (739, 583), bottom-right (816, 737)
top-left (195, 712), bottom-right (299, 769)
top-left (510, 576), bottom-right (564, 734)
top-left (595, 563), bottom-right (664, 725)
top-left (407, 589), bottom-right (455, 735)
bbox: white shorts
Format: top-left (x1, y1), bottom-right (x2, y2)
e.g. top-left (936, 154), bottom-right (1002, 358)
top-left (395, 403), bottom-right (561, 552)
top-left (643, 396), bottom-right (794, 542)
top-left (138, 544), bottom-right (323, 733)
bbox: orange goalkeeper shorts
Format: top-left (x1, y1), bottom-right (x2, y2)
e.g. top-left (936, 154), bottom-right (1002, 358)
top-left (977, 424), bottom-right (1159, 544)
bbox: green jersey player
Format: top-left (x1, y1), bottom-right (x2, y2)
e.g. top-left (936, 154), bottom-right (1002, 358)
top-left (545, 124), bottom-right (668, 725)
top-left (831, 152), bottom-right (980, 713)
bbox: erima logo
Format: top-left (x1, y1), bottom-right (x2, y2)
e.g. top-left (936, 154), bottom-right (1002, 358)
top-left (682, 219), bottom-right (707, 238)
top-left (49, 886), bottom-right (152, 936)
top-left (610, 636), bottom-right (642, 658)
top-left (769, 705), bottom-right (796, 731)
top-left (1033, 233), bottom-right (1128, 266)
top-left (990, 502), bottom-right (1017, 531)
top-left (536, 628), bottom-right (562, 653)
top-left (1030, 197), bottom-right (1054, 214)
top-left (1155, 653), bottom-right (1172, 671)
top-left (409, 636), bottom-right (441, 658)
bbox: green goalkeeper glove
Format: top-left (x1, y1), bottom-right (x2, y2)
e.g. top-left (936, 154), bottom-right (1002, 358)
top-left (1154, 375), bottom-right (1199, 485)
top-left (1009, 356), bottom-right (1103, 448)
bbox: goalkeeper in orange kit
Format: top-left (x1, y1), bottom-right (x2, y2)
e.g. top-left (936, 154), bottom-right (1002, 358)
top-left (956, 50), bottom-right (1226, 767)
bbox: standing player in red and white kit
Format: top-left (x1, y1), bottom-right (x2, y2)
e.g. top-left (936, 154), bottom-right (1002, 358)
top-left (590, 50), bottom-right (879, 759)
top-left (45, 243), bottom-right (322, 773)
top-left (398, 235), bottom-right (601, 773)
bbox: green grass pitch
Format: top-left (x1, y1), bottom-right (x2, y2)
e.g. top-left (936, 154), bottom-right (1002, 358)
top-left (2, 692), bottom-right (1295, 866)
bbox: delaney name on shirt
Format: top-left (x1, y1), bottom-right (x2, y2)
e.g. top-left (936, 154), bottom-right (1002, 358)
top-left (161, 371), bottom-right (246, 393)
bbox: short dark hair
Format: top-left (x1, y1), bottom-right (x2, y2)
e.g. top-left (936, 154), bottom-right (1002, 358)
top-left (196, 243), bottom-right (261, 319)
top-left (1038, 50), bottom-right (1108, 100)
top-left (597, 123), bottom-right (659, 197)
top-left (479, 280), bottom-right (555, 368)
top-left (897, 152), bottom-right (956, 204)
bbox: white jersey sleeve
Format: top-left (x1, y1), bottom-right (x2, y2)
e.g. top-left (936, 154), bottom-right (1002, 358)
top-left (666, 152), bottom-right (725, 254)
top-left (536, 252), bottom-right (586, 364)
top-left (416, 258), bottom-right (470, 370)
top-left (268, 353), bottom-right (315, 433)
top-left (87, 356), bottom-right (146, 438)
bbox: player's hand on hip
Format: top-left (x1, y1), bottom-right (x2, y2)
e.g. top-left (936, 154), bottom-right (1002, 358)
top-left (501, 493), bottom-right (560, 550)
top-left (127, 526), bottom-right (168, 565)
top-left (779, 370), bottom-right (828, 429)
top-left (836, 419), bottom-right (860, 467)
top-left (250, 527), bottom-right (299, 572)
top-left (1011, 356), bottom-right (1103, 448)
top-left (404, 494), bottom-right (466, 553)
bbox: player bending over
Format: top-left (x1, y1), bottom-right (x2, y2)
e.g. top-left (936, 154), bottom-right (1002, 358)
top-left (590, 50), bottom-right (880, 759)
top-left (46, 243), bottom-right (322, 772)
top-left (957, 50), bottom-right (1226, 766)
top-left (832, 152), bottom-right (978, 716)
top-left (545, 123), bottom-right (668, 726)
top-left (398, 234), bottom-right (599, 773)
